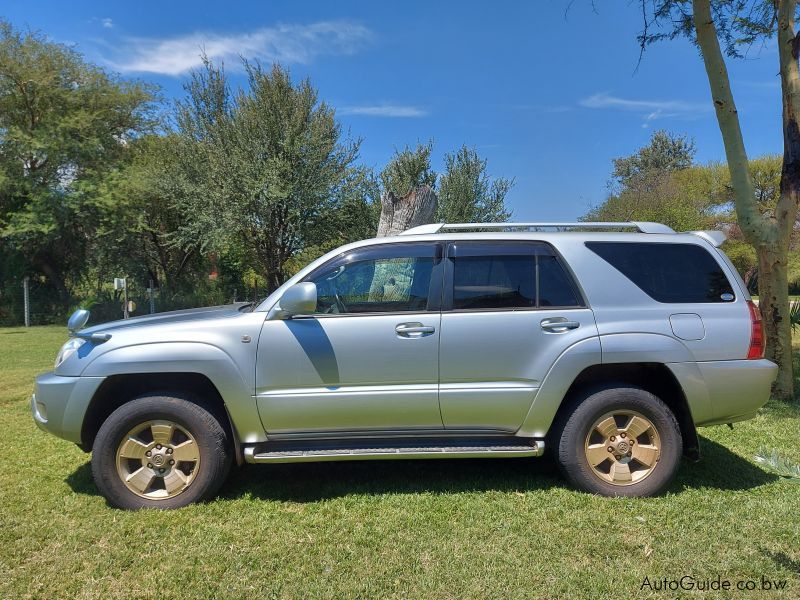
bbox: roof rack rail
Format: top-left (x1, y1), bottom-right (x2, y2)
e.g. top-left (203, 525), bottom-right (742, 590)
top-left (399, 221), bottom-right (676, 235)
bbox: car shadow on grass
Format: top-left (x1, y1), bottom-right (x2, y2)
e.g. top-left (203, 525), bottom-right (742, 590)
top-left (66, 436), bottom-right (776, 504)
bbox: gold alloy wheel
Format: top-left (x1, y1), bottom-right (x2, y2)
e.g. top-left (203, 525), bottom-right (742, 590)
top-left (115, 420), bottom-right (200, 500)
top-left (583, 410), bottom-right (661, 486)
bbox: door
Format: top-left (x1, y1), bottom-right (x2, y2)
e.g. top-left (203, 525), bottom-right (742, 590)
top-left (438, 241), bottom-right (598, 431)
top-left (256, 242), bottom-right (444, 434)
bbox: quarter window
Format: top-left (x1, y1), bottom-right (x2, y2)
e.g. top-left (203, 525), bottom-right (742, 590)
top-left (305, 244), bottom-right (438, 314)
top-left (585, 241), bottom-right (735, 303)
top-left (450, 242), bottom-right (581, 310)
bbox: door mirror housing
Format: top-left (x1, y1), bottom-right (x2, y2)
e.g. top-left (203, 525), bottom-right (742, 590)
top-left (276, 282), bottom-right (317, 319)
top-left (67, 309), bottom-right (90, 333)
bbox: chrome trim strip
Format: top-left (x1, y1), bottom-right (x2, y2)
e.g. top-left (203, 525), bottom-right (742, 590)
top-left (244, 441), bottom-right (544, 463)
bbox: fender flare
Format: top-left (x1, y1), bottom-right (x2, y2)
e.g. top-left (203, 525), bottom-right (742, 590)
top-left (518, 337), bottom-right (602, 438)
top-left (517, 333), bottom-right (700, 438)
top-left (82, 342), bottom-right (265, 443)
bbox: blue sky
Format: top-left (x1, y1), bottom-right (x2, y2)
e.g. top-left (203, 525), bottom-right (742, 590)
top-left (3, 0), bottom-right (783, 220)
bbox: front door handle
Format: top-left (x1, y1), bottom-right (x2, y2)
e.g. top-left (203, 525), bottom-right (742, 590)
top-left (395, 322), bottom-right (436, 337)
top-left (540, 318), bottom-right (580, 333)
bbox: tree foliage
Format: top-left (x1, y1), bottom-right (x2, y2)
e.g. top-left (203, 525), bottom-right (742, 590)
top-left (588, 130), bottom-right (708, 231)
top-left (168, 59), bottom-right (369, 291)
top-left (379, 142), bottom-right (436, 197)
top-left (637, 1), bottom-right (784, 58)
top-left (0, 20), bottom-right (155, 302)
top-left (437, 145), bottom-right (512, 223)
top-left (611, 130), bottom-right (695, 190)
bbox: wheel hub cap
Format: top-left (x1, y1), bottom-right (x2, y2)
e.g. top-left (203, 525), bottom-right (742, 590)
top-left (583, 410), bottom-right (661, 486)
top-left (115, 420), bottom-right (200, 500)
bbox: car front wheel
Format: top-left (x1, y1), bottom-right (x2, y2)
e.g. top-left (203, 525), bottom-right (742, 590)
top-left (553, 385), bottom-right (682, 497)
top-left (91, 393), bottom-right (232, 509)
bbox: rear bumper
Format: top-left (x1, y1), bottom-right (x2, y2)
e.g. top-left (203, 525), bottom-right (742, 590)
top-left (32, 372), bottom-right (106, 444)
top-left (670, 359), bottom-right (777, 427)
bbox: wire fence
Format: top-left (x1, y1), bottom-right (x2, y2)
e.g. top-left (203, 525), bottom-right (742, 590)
top-left (0, 276), bottom-right (260, 328)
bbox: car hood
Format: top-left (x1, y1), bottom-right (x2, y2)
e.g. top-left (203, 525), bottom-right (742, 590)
top-left (81, 303), bottom-right (250, 334)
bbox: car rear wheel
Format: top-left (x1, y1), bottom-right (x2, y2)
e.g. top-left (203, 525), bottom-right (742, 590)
top-left (91, 394), bottom-right (232, 509)
top-left (553, 385), bottom-right (682, 497)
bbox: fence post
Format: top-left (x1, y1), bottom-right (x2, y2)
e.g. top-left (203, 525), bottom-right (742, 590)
top-left (23, 276), bottom-right (30, 327)
top-left (123, 278), bottom-right (129, 319)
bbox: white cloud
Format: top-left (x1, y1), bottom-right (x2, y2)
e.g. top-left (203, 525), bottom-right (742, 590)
top-left (101, 18), bottom-right (114, 29)
top-left (338, 104), bottom-right (428, 118)
top-left (108, 21), bottom-right (371, 76)
top-left (580, 92), bottom-right (710, 122)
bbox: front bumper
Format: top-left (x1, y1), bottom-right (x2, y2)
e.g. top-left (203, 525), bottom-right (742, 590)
top-left (32, 372), bottom-right (106, 444)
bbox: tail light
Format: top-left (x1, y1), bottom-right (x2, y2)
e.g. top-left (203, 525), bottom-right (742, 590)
top-left (747, 300), bottom-right (764, 359)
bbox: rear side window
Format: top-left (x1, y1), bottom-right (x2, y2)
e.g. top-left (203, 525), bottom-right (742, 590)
top-left (585, 242), bottom-right (735, 303)
top-left (450, 242), bottom-right (582, 310)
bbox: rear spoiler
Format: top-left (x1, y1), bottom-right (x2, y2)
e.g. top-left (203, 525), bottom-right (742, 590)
top-left (687, 230), bottom-right (727, 247)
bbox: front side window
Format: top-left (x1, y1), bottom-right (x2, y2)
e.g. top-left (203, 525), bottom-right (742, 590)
top-left (450, 242), bottom-right (582, 310)
top-left (305, 244), bottom-right (438, 314)
top-left (585, 241), bottom-right (735, 303)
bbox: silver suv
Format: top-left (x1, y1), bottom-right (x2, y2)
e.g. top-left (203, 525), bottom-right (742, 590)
top-left (32, 222), bottom-right (777, 509)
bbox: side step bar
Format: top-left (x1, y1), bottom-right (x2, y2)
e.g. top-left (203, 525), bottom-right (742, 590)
top-left (244, 440), bottom-right (544, 464)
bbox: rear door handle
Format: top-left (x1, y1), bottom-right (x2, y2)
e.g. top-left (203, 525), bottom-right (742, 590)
top-left (395, 322), bottom-right (436, 337)
top-left (540, 318), bottom-right (580, 332)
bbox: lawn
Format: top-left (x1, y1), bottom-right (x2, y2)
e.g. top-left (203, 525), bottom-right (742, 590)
top-left (2, 326), bottom-right (799, 599)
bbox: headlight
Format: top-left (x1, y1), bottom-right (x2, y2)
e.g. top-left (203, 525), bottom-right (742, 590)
top-left (55, 338), bottom-right (86, 369)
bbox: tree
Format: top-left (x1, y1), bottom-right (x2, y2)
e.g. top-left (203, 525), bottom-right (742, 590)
top-left (610, 130), bottom-right (695, 191)
top-left (587, 130), bottom-right (710, 231)
top-left (169, 59), bottom-right (366, 291)
top-left (437, 145), bottom-right (512, 223)
top-left (376, 142), bottom-right (438, 236)
top-left (0, 20), bottom-right (155, 303)
top-left (105, 134), bottom-right (204, 295)
top-left (379, 141), bottom-right (436, 197)
top-left (637, 1), bottom-right (800, 400)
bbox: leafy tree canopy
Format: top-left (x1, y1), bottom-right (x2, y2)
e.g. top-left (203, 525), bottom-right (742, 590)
top-left (168, 58), bottom-right (368, 291)
top-left (0, 19), bottom-right (156, 299)
top-left (611, 130), bottom-right (696, 189)
top-left (437, 145), bottom-right (512, 223)
top-left (379, 141), bottom-right (436, 197)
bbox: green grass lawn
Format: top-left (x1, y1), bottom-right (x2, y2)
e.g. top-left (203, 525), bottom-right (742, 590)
top-left (2, 326), bottom-right (799, 599)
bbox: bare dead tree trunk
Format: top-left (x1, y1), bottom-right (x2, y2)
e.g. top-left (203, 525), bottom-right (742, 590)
top-left (376, 185), bottom-right (438, 237)
top-left (369, 185), bottom-right (438, 301)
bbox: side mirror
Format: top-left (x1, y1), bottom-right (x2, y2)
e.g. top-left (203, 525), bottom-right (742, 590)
top-left (67, 309), bottom-right (90, 333)
top-left (277, 282), bottom-right (317, 318)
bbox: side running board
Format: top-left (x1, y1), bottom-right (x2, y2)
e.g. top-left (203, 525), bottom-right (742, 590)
top-left (244, 439), bottom-right (544, 464)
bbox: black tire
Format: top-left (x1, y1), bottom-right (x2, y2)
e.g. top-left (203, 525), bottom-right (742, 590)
top-left (91, 393), bottom-right (232, 509)
top-left (552, 385), bottom-right (682, 497)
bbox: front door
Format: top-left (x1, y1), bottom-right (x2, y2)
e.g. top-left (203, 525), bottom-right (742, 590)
top-left (438, 241), bottom-right (598, 431)
top-left (256, 242), bottom-right (444, 434)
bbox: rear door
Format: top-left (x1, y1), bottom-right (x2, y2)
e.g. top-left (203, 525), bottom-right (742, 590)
top-left (438, 241), bottom-right (598, 431)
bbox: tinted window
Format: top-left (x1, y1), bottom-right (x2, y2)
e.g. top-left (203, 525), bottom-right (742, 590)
top-left (585, 242), bottom-right (734, 303)
top-left (453, 255), bottom-right (537, 309)
top-left (538, 255), bottom-right (582, 307)
top-left (306, 244), bottom-right (437, 314)
top-left (451, 242), bottom-right (581, 310)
